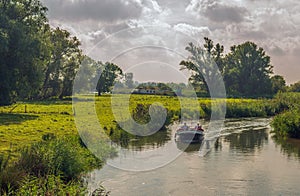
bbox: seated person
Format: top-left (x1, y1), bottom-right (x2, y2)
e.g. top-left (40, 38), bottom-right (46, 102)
top-left (181, 123), bottom-right (189, 131)
top-left (195, 123), bottom-right (204, 132)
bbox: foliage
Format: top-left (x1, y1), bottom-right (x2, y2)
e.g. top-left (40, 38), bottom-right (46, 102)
top-left (271, 92), bottom-right (300, 139)
top-left (0, 0), bottom-right (49, 105)
top-left (181, 38), bottom-right (284, 98)
top-left (41, 27), bottom-right (82, 99)
top-left (125, 73), bottom-right (134, 88)
top-left (16, 136), bottom-right (105, 180)
top-left (96, 62), bottom-right (123, 96)
top-left (288, 81), bottom-right (300, 92)
top-left (0, 0), bottom-right (83, 104)
top-left (272, 108), bottom-right (300, 138)
top-left (180, 37), bottom-right (224, 96)
top-left (271, 75), bottom-right (286, 93)
top-left (15, 174), bottom-right (86, 195)
top-left (224, 41), bottom-right (273, 97)
top-left (0, 135), bottom-right (113, 194)
top-left (74, 56), bottom-right (101, 93)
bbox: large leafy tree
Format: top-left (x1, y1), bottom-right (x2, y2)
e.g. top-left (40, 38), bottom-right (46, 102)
top-left (224, 42), bottom-right (273, 97)
top-left (180, 37), bottom-right (225, 95)
top-left (96, 62), bottom-right (123, 96)
top-left (0, 0), bottom-right (50, 105)
top-left (74, 56), bottom-right (101, 93)
top-left (41, 27), bottom-right (82, 99)
top-left (271, 75), bottom-right (286, 94)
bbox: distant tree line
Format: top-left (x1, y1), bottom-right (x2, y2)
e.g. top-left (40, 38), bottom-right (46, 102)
top-left (180, 37), bottom-right (296, 98)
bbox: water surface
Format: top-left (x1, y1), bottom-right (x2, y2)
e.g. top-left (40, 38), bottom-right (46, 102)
top-left (88, 118), bottom-right (300, 195)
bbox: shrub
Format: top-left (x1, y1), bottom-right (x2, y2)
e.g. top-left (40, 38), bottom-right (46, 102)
top-left (15, 136), bottom-right (106, 181)
top-left (16, 174), bottom-right (86, 195)
top-left (271, 108), bottom-right (300, 139)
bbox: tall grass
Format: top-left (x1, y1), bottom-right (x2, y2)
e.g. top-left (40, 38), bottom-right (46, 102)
top-left (0, 135), bottom-right (114, 195)
top-left (271, 92), bottom-right (300, 139)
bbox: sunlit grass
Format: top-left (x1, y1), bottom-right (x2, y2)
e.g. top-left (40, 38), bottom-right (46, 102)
top-left (0, 94), bottom-right (277, 155)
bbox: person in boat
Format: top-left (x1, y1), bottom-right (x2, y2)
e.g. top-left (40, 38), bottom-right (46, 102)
top-left (195, 123), bottom-right (204, 132)
top-left (181, 123), bottom-right (189, 131)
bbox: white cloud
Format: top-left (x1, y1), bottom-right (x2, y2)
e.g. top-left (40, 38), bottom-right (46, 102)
top-left (173, 23), bottom-right (211, 36)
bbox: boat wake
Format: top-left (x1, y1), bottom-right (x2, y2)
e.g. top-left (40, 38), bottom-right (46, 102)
top-left (198, 118), bottom-right (271, 157)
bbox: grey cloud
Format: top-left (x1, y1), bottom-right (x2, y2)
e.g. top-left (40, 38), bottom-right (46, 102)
top-left (204, 3), bottom-right (248, 23)
top-left (292, 47), bottom-right (300, 56)
top-left (42, 0), bottom-right (142, 22)
top-left (186, 0), bottom-right (248, 23)
top-left (268, 45), bottom-right (286, 56)
top-left (240, 30), bottom-right (267, 40)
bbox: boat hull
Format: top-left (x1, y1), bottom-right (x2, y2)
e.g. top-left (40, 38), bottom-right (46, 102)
top-left (175, 130), bottom-right (204, 143)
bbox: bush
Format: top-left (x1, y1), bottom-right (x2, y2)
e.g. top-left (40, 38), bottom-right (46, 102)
top-left (0, 135), bottom-right (114, 194)
top-left (16, 136), bottom-right (106, 181)
top-left (16, 174), bottom-right (86, 195)
top-left (271, 108), bottom-right (300, 139)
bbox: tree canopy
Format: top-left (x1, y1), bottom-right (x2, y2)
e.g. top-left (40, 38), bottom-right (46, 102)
top-left (0, 0), bottom-right (49, 105)
top-left (181, 38), bottom-right (283, 97)
top-left (0, 0), bottom-right (83, 105)
top-left (96, 62), bottom-right (123, 96)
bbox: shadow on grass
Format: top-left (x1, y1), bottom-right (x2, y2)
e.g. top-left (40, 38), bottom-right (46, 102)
top-left (0, 113), bottom-right (39, 125)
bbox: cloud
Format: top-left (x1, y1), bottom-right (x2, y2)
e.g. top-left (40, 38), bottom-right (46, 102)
top-left (173, 23), bottom-right (211, 36)
top-left (186, 0), bottom-right (248, 23)
top-left (42, 0), bottom-right (300, 84)
top-left (268, 45), bottom-right (286, 56)
top-left (41, 0), bottom-right (143, 22)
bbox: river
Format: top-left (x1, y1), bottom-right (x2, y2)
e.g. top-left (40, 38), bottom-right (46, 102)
top-left (87, 118), bottom-right (300, 195)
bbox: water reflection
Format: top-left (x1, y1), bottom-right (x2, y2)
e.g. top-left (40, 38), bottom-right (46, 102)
top-left (272, 136), bottom-right (300, 159)
top-left (115, 129), bottom-right (171, 151)
top-left (223, 128), bottom-right (268, 153)
top-left (175, 142), bottom-right (202, 153)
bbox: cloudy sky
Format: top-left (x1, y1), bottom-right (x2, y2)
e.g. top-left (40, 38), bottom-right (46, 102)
top-left (41, 0), bottom-right (300, 84)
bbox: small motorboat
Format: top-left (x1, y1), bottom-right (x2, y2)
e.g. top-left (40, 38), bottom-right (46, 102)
top-left (175, 128), bottom-right (204, 143)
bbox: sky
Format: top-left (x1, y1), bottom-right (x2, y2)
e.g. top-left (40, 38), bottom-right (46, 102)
top-left (41, 0), bottom-right (300, 84)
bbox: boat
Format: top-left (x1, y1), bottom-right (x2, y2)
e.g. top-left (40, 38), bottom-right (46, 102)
top-left (175, 128), bottom-right (204, 143)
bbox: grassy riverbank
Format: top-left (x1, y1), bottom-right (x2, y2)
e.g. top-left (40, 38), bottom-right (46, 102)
top-left (0, 94), bottom-right (290, 194)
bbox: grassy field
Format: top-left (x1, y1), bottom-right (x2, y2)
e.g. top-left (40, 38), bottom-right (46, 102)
top-left (0, 101), bottom-right (76, 154)
top-left (0, 94), bottom-right (279, 155)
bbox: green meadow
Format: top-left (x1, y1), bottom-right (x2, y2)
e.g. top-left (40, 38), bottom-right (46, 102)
top-left (0, 94), bottom-right (281, 155)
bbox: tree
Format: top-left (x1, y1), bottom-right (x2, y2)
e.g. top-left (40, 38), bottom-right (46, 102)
top-left (74, 56), bottom-right (100, 93)
top-left (125, 73), bottom-right (134, 88)
top-left (96, 62), bottom-right (123, 96)
top-left (288, 81), bottom-right (300, 92)
top-left (0, 0), bottom-right (49, 105)
top-left (41, 27), bottom-right (82, 99)
top-left (224, 42), bottom-right (273, 97)
top-left (271, 75), bottom-right (286, 94)
top-left (180, 37), bottom-right (225, 96)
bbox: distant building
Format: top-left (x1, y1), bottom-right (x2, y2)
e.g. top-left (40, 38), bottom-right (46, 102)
top-left (132, 85), bottom-right (176, 96)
